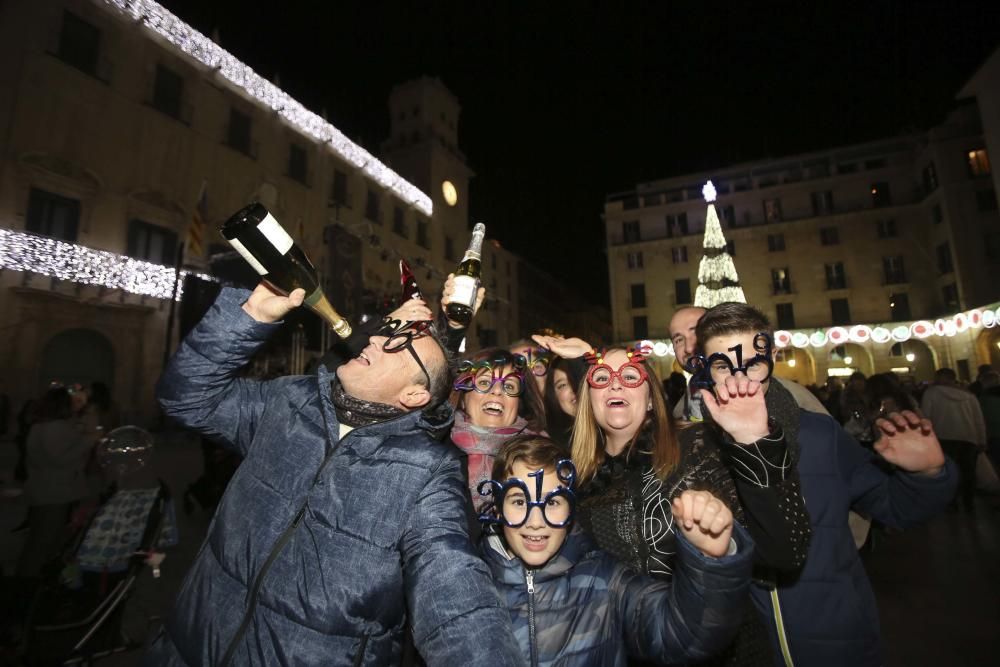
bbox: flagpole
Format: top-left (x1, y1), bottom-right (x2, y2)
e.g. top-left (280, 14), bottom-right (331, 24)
top-left (163, 240), bottom-right (185, 371)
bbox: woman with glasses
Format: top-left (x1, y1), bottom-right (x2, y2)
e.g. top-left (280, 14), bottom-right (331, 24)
top-left (451, 347), bottom-right (545, 510)
top-left (532, 335), bottom-right (811, 666)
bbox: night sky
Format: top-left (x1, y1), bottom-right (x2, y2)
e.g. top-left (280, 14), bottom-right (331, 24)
top-left (159, 0), bottom-right (999, 305)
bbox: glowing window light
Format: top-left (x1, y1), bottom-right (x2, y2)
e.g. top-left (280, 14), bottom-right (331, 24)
top-left (905, 352), bottom-right (916, 362)
top-left (0, 229), bottom-right (213, 300)
top-left (843, 356), bottom-right (853, 365)
top-left (100, 0), bottom-right (432, 217)
top-left (890, 367), bottom-right (911, 374)
top-left (828, 367), bottom-right (854, 377)
top-left (787, 358), bottom-right (797, 368)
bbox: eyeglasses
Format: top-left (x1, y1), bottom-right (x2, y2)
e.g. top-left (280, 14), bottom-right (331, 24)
top-left (372, 317), bottom-right (433, 389)
top-left (512, 348), bottom-right (551, 377)
top-left (586, 361), bottom-right (648, 389)
top-left (685, 333), bottom-right (774, 390)
top-left (455, 366), bottom-right (525, 397)
top-left (477, 461), bottom-right (577, 529)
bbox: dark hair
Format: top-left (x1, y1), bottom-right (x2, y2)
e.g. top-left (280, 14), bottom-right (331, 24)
top-left (542, 357), bottom-right (582, 449)
top-left (457, 346), bottom-right (544, 428)
top-left (865, 373), bottom-right (915, 413)
top-left (36, 387), bottom-right (73, 422)
top-left (694, 302), bottom-right (772, 350)
top-left (849, 372), bottom-right (867, 383)
top-left (424, 323), bottom-right (457, 410)
top-left (935, 367), bottom-right (957, 382)
top-left (491, 434), bottom-right (568, 481)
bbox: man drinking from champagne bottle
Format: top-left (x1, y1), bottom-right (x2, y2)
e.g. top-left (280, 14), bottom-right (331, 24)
top-left (146, 282), bottom-right (520, 666)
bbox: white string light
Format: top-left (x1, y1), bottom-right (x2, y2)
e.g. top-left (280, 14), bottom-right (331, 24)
top-left (0, 229), bottom-right (213, 300)
top-left (100, 0), bottom-right (432, 217)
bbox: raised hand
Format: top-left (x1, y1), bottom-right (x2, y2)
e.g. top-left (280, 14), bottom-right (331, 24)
top-left (671, 489), bottom-right (734, 558)
top-left (873, 410), bottom-right (946, 476)
top-left (242, 282), bottom-right (305, 323)
top-left (441, 273), bottom-right (486, 328)
top-left (387, 298), bottom-right (433, 323)
top-left (700, 374), bottom-right (769, 444)
top-left (531, 334), bottom-right (593, 359)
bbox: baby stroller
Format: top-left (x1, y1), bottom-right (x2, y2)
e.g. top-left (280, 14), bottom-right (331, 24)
top-left (19, 427), bottom-right (177, 666)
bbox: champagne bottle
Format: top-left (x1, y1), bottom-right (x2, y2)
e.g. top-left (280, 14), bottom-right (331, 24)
top-left (399, 259), bottom-right (422, 301)
top-left (221, 203), bottom-right (352, 339)
top-left (445, 223), bottom-right (486, 327)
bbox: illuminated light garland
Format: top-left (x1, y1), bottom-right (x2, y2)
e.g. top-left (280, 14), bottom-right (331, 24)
top-left (100, 0), bottom-right (432, 217)
top-left (698, 254), bottom-right (740, 283)
top-left (871, 327), bottom-right (892, 344)
top-left (849, 325), bottom-right (872, 343)
top-left (653, 341), bottom-right (671, 357)
top-left (0, 229), bottom-right (213, 300)
top-left (637, 302), bottom-right (1000, 357)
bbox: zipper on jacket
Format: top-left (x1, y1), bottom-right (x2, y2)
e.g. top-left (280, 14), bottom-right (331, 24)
top-left (352, 633), bottom-right (369, 667)
top-left (219, 505), bottom-right (307, 667)
top-left (526, 569), bottom-right (538, 667)
top-left (770, 588), bottom-right (795, 667)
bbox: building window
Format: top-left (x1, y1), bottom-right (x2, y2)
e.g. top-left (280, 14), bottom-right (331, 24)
top-left (967, 149), bottom-right (991, 177)
top-left (671, 246), bottom-right (688, 264)
top-left (623, 220), bottom-right (641, 243)
top-left (931, 203), bottom-right (943, 224)
top-left (767, 233), bottom-right (785, 252)
top-left (936, 242), bottom-right (953, 274)
top-left (630, 283), bottom-right (647, 309)
top-left (666, 212), bottom-right (688, 237)
top-left (776, 303), bottom-right (795, 329)
top-left (127, 219), bottom-right (178, 265)
top-left (820, 226), bottom-right (840, 245)
top-left (871, 182), bottom-right (891, 207)
top-left (810, 191), bottom-right (833, 216)
top-left (288, 144), bottom-right (308, 184)
top-left (771, 268), bottom-right (791, 295)
top-left (889, 293), bottom-right (911, 321)
top-left (226, 108), bottom-right (252, 155)
top-left (633, 316), bottom-right (649, 339)
top-left (152, 64), bottom-right (183, 119)
top-left (922, 162), bottom-right (938, 194)
top-left (58, 11), bottom-right (101, 76)
top-left (623, 196), bottom-right (640, 210)
top-left (830, 298), bottom-right (851, 325)
top-left (883, 256), bottom-right (906, 284)
top-left (675, 279), bottom-right (691, 305)
top-left (365, 189), bottom-right (380, 222)
top-left (392, 206), bottom-right (407, 238)
top-left (942, 283), bottom-right (959, 310)
top-left (976, 189), bottom-right (998, 212)
top-left (26, 188), bottom-right (80, 243)
top-left (331, 169), bottom-right (348, 206)
top-left (825, 262), bottom-right (846, 290)
top-left (626, 251), bottom-right (644, 270)
top-left (876, 219), bottom-right (897, 238)
top-left (763, 198), bottom-right (783, 223)
top-left (721, 205), bottom-right (735, 227)
top-left (416, 218), bottom-right (430, 249)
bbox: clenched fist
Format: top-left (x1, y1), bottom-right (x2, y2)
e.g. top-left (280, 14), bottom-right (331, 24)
top-left (671, 489), bottom-right (734, 558)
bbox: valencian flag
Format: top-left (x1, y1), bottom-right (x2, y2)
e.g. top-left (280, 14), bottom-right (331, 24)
top-left (186, 181), bottom-right (208, 258)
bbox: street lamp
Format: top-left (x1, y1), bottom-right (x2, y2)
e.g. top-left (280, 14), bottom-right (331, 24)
top-left (843, 356), bottom-right (853, 365)
top-left (905, 352), bottom-right (916, 362)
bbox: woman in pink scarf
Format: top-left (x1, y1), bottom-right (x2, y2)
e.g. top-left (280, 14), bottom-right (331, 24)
top-left (451, 347), bottom-right (546, 509)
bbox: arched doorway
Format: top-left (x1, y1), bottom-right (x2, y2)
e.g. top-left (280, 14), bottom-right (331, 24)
top-left (976, 328), bottom-right (1000, 369)
top-left (37, 328), bottom-right (114, 393)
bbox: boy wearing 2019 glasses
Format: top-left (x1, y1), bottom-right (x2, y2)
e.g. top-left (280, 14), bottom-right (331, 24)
top-left (480, 435), bottom-right (754, 666)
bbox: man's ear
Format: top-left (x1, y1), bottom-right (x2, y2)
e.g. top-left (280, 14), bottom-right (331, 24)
top-left (398, 383), bottom-right (431, 410)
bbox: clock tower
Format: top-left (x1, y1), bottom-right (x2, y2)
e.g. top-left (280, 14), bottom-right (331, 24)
top-left (381, 77), bottom-right (475, 270)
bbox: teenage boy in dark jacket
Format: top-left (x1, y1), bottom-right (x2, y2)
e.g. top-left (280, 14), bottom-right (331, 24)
top-left (481, 435), bottom-right (754, 666)
top-left (694, 302), bottom-right (956, 667)
top-left (146, 284), bottom-right (521, 666)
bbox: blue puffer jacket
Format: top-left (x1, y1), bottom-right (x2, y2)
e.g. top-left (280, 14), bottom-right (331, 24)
top-left (145, 288), bottom-right (521, 666)
top-left (483, 524), bottom-right (754, 666)
top-left (751, 412), bottom-right (957, 667)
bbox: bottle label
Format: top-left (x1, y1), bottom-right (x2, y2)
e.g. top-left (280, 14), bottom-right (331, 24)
top-left (229, 239), bottom-right (268, 275)
top-left (451, 275), bottom-right (478, 307)
top-left (257, 213), bottom-right (294, 254)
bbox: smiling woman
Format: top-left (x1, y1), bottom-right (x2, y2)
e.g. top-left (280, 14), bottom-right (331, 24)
top-left (450, 348), bottom-right (546, 510)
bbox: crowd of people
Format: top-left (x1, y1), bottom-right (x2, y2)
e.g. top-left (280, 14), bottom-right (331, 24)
top-left (132, 274), bottom-right (985, 667)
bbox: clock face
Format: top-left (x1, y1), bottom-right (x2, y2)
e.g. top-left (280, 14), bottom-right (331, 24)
top-left (442, 180), bottom-right (458, 207)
